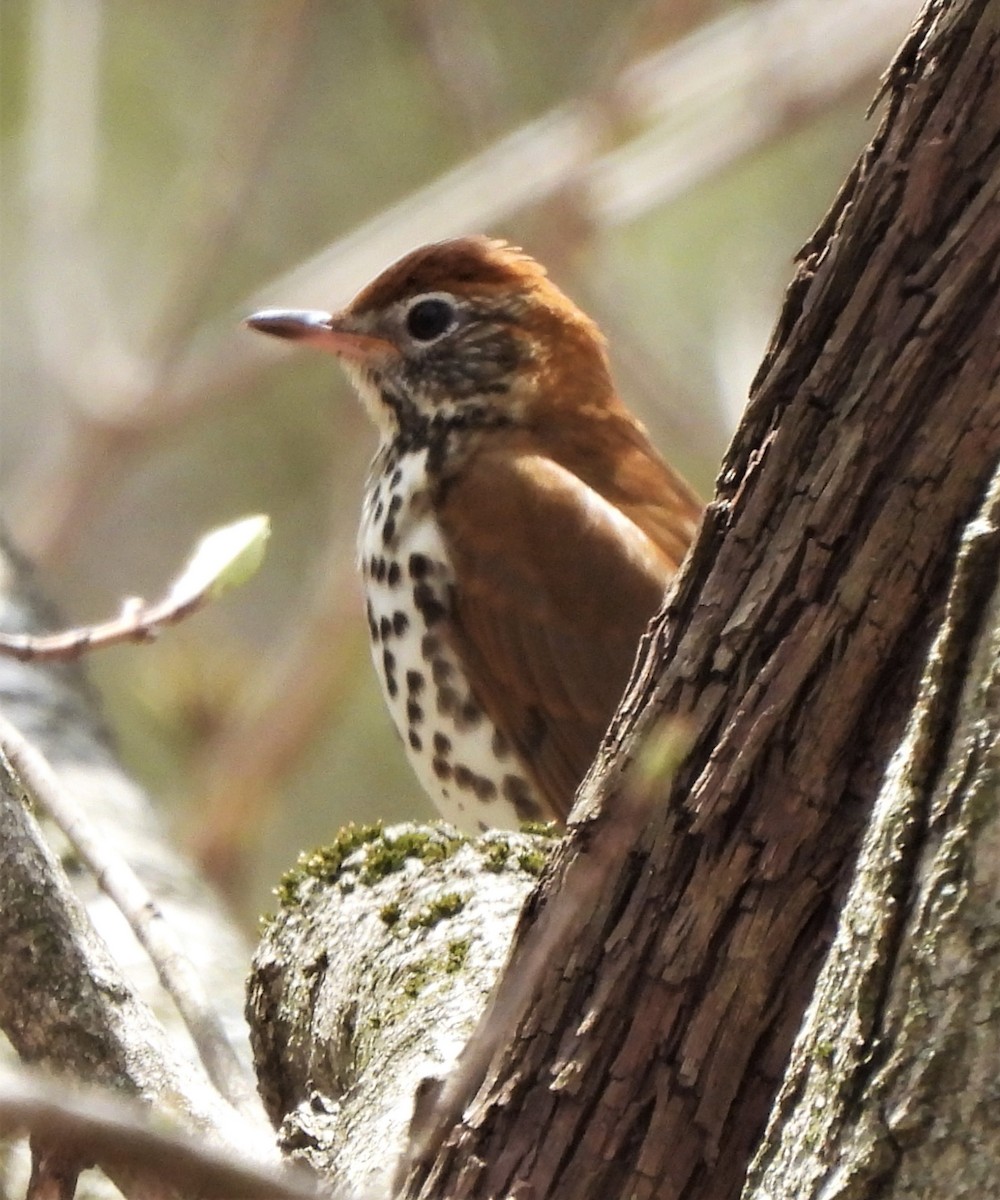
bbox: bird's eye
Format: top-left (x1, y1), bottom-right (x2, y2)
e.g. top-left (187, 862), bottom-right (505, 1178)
top-left (405, 297), bottom-right (456, 343)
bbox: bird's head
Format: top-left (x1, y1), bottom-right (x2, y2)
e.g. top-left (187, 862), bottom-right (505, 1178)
top-left (247, 237), bottom-right (615, 441)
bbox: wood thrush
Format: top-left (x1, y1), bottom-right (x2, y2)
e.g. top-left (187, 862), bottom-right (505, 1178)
top-left (247, 237), bottom-right (701, 830)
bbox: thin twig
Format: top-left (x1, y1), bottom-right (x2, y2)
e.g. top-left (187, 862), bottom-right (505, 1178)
top-left (0, 594), bottom-right (198, 662)
top-left (0, 515), bottom-right (269, 662)
top-left (0, 714), bottom-right (265, 1128)
top-left (0, 1069), bottom-right (319, 1200)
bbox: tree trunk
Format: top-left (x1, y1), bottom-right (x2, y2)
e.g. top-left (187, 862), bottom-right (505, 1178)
top-left (745, 463), bottom-right (1000, 1199)
top-left (398, 2), bottom-right (1000, 1196)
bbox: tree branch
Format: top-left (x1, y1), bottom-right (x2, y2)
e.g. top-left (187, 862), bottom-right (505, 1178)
top-left (0, 1070), bottom-right (317, 1200)
top-left (0, 757), bottom-right (271, 1196)
top-left (245, 824), bottom-right (550, 1197)
top-left (0, 712), bottom-right (261, 1125)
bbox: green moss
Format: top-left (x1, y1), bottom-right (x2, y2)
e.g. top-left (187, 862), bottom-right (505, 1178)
top-left (517, 848), bottom-right (549, 876)
top-left (266, 821), bottom-right (552, 930)
top-left (271, 822), bottom-right (470, 913)
top-left (402, 960), bottom-right (431, 998)
top-left (446, 938), bottom-right (470, 973)
top-left (814, 1040), bottom-right (835, 1064)
top-left (274, 822), bottom-right (385, 908)
top-left (357, 826), bottom-right (466, 885)
top-left (408, 891), bottom-right (466, 929)
top-left (481, 841), bottom-right (511, 872)
top-left (519, 820), bottom-right (561, 838)
top-left (479, 829), bottom-right (556, 878)
top-left (397, 937), bottom-right (470, 1003)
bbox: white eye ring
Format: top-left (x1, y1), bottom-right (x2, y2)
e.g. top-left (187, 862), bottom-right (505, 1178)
top-left (404, 294), bottom-right (458, 343)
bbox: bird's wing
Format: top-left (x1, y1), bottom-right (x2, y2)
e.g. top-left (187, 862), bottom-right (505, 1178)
top-left (437, 443), bottom-right (677, 820)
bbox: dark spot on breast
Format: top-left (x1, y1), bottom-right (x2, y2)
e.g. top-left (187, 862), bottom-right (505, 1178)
top-left (389, 493), bottom-right (403, 515)
top-left (433, 732), bottom-right (451, 755)
top-left (473, 775), bottom-right (497, 801)
top-left (453, 765), bottom-right (474, 791)
top-left (491, 728), bottom-right (510, 759)
top-left (432, 757), bottom-right (452, 780)
top-left (387, 561), bottom-right (401, 587)
top-left (393, 611), bottom-right (409, 636)
top-left (366, 601), bottom-right (378, 641)
top-left (414, 583), bottom-right (446, 625)
top-left (379, 616), bottom-right (392, 641)
top-left (407, 699), bottom-right (423, 724)
top-left (382, 518), bottom-right (396, 545)
top-left (408, 729), bottom-right (422, 751)
top-left (409, 553), bottom-right (432, 580)
top-left (437, 686), bottom-right (460, 717)
top-left (391, 467), bottom-right (403, 487)
top-left (456, 700), bottom-right (481, 731)
top-left (382, 649), bottom-right (397, 695)
top-left (374, 500), bottom-right (384, 521)
top-left (421, 633), bottom-right (440, 658)
top-left (373, 557), bottom-right (387, 583)
top-left (431, 658), bottom-right (453, 685)
top-left (406, 670), bottom-right (425, 695)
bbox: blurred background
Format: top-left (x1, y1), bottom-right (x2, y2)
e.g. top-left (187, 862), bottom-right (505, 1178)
top-left (0, 0), bottom-right (917, 922)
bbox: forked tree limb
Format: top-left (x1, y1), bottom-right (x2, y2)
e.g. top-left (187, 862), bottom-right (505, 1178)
top-left (402, 2), bottom-right (1000, 1197)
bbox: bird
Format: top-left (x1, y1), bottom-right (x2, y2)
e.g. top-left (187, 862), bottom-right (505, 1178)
top-left (247, 237), bottom-right (701, 831)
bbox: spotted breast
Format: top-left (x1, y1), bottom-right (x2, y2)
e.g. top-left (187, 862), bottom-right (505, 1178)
top-left (359, 441), bottom-right (545, 831)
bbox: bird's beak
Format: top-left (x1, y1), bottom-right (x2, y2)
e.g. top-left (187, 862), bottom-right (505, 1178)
top-left (245, 308), bottom-right (395, 363)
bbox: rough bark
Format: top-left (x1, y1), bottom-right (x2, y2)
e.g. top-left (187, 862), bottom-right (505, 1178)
top-left (398, 2), bottom-right (1000, 1197)
top-left (246, 825), bottom-right (549, 1196)
top-left (0, 764), bottom-right (254, 1197)
top-left (745, 463), bottom-right (1000, 1198)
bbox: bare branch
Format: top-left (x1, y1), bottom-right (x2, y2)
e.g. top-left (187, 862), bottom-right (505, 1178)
top-left (0, 754), bottom-right (268, 1190)
top-left (1, 1070), bottom-right (319, 1200)
top-left (0, 712), bottom-right (266, 1130)
top-left (0, 516), bottom-right (269, 663)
